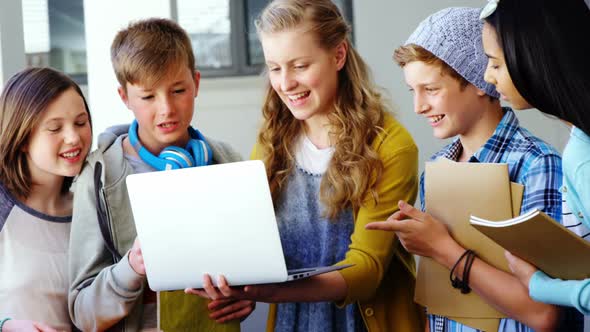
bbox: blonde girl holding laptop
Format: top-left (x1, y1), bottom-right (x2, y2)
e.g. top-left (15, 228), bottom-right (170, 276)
top-left (187, 0), bottom-right (424, 331)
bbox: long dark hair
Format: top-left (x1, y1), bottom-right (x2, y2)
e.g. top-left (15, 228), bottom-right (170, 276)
top-left (484, 0), bottom-right (590, 135)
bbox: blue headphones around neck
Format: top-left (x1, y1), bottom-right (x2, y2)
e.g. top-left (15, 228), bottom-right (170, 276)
top-left (128, 120), bottom-right (213, 171)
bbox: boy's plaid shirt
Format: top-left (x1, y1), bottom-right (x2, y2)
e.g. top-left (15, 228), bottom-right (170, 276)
top-left (418, 108), bottom-right (563, 332)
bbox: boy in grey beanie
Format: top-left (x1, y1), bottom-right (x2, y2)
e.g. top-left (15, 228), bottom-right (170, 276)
top-left (367, 6), bottom-right (564, 332)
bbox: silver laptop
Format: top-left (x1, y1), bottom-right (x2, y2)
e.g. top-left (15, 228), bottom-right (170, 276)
top-left (126, 160), bottom-right (351, 291)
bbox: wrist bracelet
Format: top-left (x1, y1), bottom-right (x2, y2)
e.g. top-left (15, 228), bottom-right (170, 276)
top-left (450, 249), bottom-right (476, 294)
top-left (461, 250), bottom-right (476, 294)
top-left (0, 318), bottom-right (11, 332)
top-left (450, 249), bottom-right (471, 289)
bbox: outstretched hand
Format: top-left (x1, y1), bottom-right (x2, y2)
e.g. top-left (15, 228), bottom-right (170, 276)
top-left (505, 251), bottom-right (538, 288)
top-left (365, 200), bottom-right (458, 259)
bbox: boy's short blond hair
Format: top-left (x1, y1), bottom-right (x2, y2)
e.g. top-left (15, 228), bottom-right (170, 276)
top-left (111, 18), bottom-right (195, 91)
top-left (393, 44), bottom-right (469, 89)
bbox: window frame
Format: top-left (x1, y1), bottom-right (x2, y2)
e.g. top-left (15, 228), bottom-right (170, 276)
top-left (23, 0), bottom-right (88, 86)
top-left (171, 0), bottom-right (354, 78)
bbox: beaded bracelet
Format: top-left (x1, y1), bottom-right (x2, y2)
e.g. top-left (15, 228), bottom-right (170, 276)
top-left (0, 318), bottom-right (11, 332)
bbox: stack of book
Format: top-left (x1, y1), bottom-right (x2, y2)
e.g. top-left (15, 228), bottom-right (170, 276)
top-left (415, 159), bottom-right (523, 331)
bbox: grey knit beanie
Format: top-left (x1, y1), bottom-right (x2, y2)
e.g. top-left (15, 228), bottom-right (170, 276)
top-left (405, 7), bottom-right (499, 98)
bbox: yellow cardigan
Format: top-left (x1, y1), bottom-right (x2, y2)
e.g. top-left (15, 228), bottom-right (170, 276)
top-left (253, 113), bottom-right (425, 332)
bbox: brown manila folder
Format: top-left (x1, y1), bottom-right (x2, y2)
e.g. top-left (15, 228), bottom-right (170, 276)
top-left (470, 209), bottom-right (590, 280)
top-left (414, 160), bottom-right (523, 331)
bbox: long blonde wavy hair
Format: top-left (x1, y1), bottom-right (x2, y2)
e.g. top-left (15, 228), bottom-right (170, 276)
top-left (255, 0), bottom-right (389, 219)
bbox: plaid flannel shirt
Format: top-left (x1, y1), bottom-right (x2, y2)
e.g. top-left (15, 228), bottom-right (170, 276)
top-left (420, 108), bottom-right (563, 332)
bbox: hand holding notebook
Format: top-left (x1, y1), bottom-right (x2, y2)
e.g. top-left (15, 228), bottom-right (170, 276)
top-left (415, 160), bottom-right (524, 331)
top-left (369, 159), bottom-right (528, 332)
top-left (470, 209), bottom-right (590, 280)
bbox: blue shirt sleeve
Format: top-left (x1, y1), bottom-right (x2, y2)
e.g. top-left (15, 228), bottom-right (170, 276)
top-left (419, 171), bottom-right (425, 212)
top-left (529, 271), bottom-right (590, 315)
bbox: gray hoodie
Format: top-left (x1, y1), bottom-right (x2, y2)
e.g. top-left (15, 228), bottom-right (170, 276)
top-left (68, 124), bottom-right (242, 331)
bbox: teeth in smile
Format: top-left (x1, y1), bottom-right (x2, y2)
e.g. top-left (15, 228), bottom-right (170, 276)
top-left (288, 92), bottom-right (309, 101)
top-left (429, 115), bottom-right (444, 123)
top-left (62, 150), bottom-right (80, 158)
top-left (160, 123), bottom-right (175, 128)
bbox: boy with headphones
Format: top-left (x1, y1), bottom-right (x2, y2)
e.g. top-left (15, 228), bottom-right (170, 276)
top-left (68, 18), bottom-right (252, 331)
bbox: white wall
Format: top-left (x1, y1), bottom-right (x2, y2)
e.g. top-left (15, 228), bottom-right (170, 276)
top-left (83, 0), bottom-right (173, 145)
top-left (194, 75), bottom-right (265, 159)
top-left (0, 0), bottom-right (26, 88)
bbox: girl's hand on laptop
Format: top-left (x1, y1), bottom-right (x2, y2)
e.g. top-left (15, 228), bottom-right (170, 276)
top-left (185, 273), bottom-right (279, 302)
top-left (184, 274), bottom-right (237, 300)
top-left (184, 275), bottom-right (258, 322)
top-left (207, 298), bottom-right (256, 323)
top-left (128, 238), bottom-right (146, 276)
